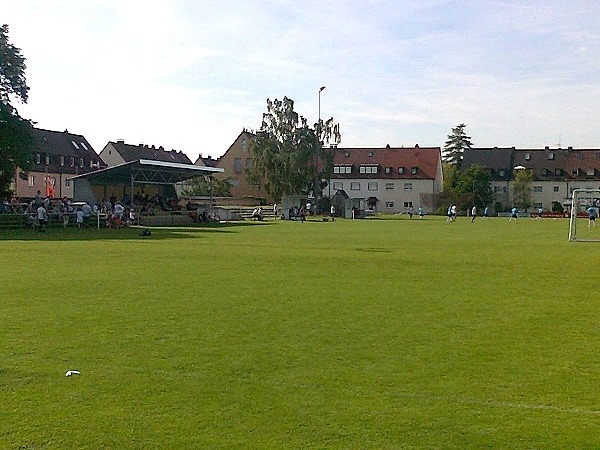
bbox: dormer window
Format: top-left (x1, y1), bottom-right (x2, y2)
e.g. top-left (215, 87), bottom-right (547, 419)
top-left (368, 151), bottom-right (374, 157)
top-left (45, 155), bottom-right (51, 165)
top-left (572, 168), bottom-right (580, 176)
top-left (359, 165), bottom-right (378, 174)
top-left (525, 153), bottom-right (531, 160)
top-left (398, 167), bottom-right (405, 175)
top-left (411, 166), bottom-right (418, 175)
top-left (35, 153), bottom-right (41, 164)
top-left (499, 169), bottom-right (506, 177)
top-left (384, 167), bottom-right (392, 174)
top-left (586, 168), bottom-right (595, 176)
top-left (548, 152), bottom-right (555, 160)
top-left (333, 165), bottom-right (352, 174)
top-left (554, 168), bottom-right (561, 176)
top-left (542, 168), bottom-right (549, 176)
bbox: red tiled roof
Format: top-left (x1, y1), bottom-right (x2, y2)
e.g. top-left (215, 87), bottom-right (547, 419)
top-left (331, 146), bottom-right (441, 179)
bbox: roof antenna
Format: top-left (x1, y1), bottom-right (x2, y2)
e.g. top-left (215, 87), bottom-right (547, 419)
top-left (557, 134), bottom-right (562, 147)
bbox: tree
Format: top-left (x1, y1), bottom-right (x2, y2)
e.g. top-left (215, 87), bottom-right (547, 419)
top-left (443, 123), bottom-right (473, 168)
top-left (181, 176), bottom-right (232, 197)
top-left (0, 24), bottom-right (34, 200)
top-left (512, 169), bottom-right (533, 210)
top-left (453, 164), bottom-right (493, 209)
top-left (248, 97), bottom-right (340, 201)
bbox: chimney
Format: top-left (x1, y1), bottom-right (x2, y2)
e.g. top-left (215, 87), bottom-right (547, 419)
top-left (117, 139), bottom-right (125, 144)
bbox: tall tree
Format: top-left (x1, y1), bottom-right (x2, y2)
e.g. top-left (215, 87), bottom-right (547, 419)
top-left (248, 97), bottom-right (340, 201)
top-left (0, 24), bottom-right (34, 200)
top-left (454, 164), bottom-right (493, 209)
top-left (443, 123), bottom-right (472, 168)
top-left (181, 176), bottom-right (232, 197)
top-left (512, 169), bottom-right (533, 210)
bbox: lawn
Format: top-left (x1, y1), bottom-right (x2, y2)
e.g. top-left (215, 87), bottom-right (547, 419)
top-left (1, 216), bottom-right (600, 448)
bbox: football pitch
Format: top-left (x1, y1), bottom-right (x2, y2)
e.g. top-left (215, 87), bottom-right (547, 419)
top-left (2, 215), bottom-right (599, 448)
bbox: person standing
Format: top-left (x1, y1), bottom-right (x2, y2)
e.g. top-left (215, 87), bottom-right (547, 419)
top-left (418, 207), bottom-right (424, 219)
top-left (330, 204), bottom-right (335, 221)
top-left (471, 205), bottom-right (477, 223)
top-left (483, 206), bottom-right (490, 219)
top-left (587, 205), bottom-right (598, 228)
top-left (306, 201), bottom-right (312, 216)
top-left (408, 206), bottom-right (414, 219)
top-left (76, 208), bottom-right (84, 229)
top-left (509, 207), bottom-right (519, 223)
top-left (37, 204), bottom-right (48, 231)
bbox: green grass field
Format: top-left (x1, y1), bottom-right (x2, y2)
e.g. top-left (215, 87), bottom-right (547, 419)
top-left (2, 215), bottom-right (600, 448)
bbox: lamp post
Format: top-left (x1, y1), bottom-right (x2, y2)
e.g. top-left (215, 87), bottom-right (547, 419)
top-left (315, 86), bottom-right (326, 201)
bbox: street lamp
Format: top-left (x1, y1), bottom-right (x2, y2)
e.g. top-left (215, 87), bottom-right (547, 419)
top-left (315, 86), bottom-right (326, 200)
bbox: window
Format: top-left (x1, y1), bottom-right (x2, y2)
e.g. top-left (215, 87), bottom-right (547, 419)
top-left (45, 155), bottom-right (51, 165)
top-left (586, 168), bottom-right (595, 176)
top-left (332, 182), bottom-right (343, 190)
top-left (398, 167), bottom-right (405, 175)
top-left (548, 152), bottom-right (555, 160)
top-left (534, 202), bottom-right (542, 209)
top-left (71, 140), bottom-right (80, 149)
top-left (525, 153), bottom-right (531, 160)
top-left (572, 168), bottom-right (580, 176)
top-left (80, 142), bottom-right (88, 150)
top-left (79, 158), bottom-right (84, 168)
top-left (242, 139), bottom-right (247, 152)
top-left (65, 179), bottom-right (70, 187)
top-left (60, 155), bottom-right (65, 166)
top-left (70, 157), bottom-right (75, 167)
top-left (368, 182), bottom-right (378, 191)
top-left (245, 158), bottom-right (253, 169)
top-left (554, 168), bottom-right (561, 176)
top-left (36, 153), bottom-right (41, 164)
top-left (553, 186), bottom-right (559, 192)
top-left (28, 175), bottom-right (35, 187)
top-left (404, 201), bottom-right (413, 208)
top-left (385, 201), bottom-right (394, 208)
top-left (385, 182), bottom-right (394, 190)
top-left (534, 186), bottom-right (543, 193)
top-left (403, 183), bottom-right (412, 190)
top-left (334, 165), bottom-right (351, 174)
top-left (50, 177), bottom-right (56, 186)
top-left (230, 178), bottom-right (240, 187)
top-left (233, 158), bottom-right (242, 173)
top-left (384, 167), bottom-right (392, 174)
top-left (411, 167), bottom-right (418, 175)
top-left (350, 182), bottom-right (360, 190)
top-left (360, 165), bottom-right (378, 174)
top-left (499, 169), bottom-right (506, 177)
top-left (494, 186), bottom-right (507, 193)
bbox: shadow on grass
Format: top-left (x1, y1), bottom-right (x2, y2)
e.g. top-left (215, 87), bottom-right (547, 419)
top-left (0, 221), bottom-right (274, 242)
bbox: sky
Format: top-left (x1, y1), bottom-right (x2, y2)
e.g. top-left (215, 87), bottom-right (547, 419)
top-left (3, 0), bottom-right (600, 161)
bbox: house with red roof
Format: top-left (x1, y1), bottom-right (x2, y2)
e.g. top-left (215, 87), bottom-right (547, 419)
top-left (325, 145), bottom-right (443, 214)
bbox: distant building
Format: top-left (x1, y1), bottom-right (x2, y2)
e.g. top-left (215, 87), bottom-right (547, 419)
top-left (325, 145), bottom-right (443, 213)
top-left (463, 146), bottom-right (600, 210)
top-left (12, 128), bottom-right (106, 200)
top-left (99, 140), bottom-right (192, 167)
top-left (198, 130), bottom-right (269, 201)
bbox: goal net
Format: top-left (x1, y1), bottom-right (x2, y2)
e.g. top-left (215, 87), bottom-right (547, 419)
top-left (568, 189), bottom-right (600, 242)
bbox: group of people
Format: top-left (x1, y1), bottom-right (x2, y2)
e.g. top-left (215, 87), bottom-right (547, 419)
top-left (447, 205), bottom-right (493, 223)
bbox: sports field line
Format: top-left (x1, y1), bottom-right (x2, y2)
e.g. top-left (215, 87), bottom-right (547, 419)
top-left (398, 391), bottom-right (600, 416)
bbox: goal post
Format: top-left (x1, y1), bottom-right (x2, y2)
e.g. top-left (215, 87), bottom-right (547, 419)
top-left (569, 189), bottom-right (600, 242)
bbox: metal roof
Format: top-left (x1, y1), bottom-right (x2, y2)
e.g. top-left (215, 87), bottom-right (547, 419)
top-left (70, 159), bottom-right (223, 186)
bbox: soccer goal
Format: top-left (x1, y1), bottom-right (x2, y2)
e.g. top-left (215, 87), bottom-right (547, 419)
top-left (568, 189), bottom-right (600, 242)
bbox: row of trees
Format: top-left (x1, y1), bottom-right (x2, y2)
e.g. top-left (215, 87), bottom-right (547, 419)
top-left (442, 123), bottom-right (536, 212)
top-left (0, 24), bottom-right (34, 200)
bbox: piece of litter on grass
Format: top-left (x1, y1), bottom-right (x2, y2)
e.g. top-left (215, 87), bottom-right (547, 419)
top-left (65, 370), bottom-right (80, 377)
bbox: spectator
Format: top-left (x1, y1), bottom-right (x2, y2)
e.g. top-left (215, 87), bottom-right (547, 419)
top-left (37, 204), bottom-right (48, 231)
